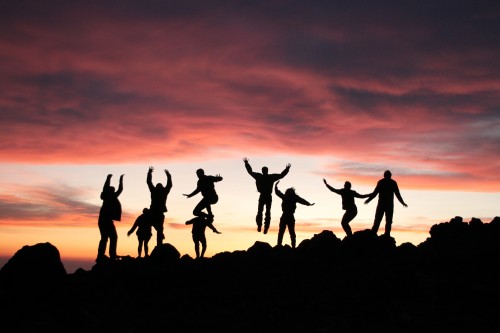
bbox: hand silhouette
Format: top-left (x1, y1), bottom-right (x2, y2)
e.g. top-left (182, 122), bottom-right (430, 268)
top-left (243, 157), bottom-right (249, 163)
top-left (286, 163), bottom-right (291, 169)
top-left (149, 166), bottom-right (154, 172)
top-left (309, 203), bottom-right (315, 206)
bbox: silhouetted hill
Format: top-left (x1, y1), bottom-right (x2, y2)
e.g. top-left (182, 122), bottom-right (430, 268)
top-left (1, 217), bottom-right (500, 332)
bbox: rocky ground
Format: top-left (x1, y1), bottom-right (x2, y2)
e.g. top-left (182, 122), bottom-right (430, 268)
top-left (1, 216), bottom-right (500, 333)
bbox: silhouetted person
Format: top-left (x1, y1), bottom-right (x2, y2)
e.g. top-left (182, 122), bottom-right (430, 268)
top-left (275, 181), bottom-right (314, 248)
top-left (365, 170), bottom-right (408, 236)
top-left (323, 179), bottom-right (371, 237)
top-left (127, 208), bottom-right (152, 258)
top-left (185, 215), bottom-right (221, 258)
top-left (243, 157), bottom-right (291, 234)
top-left (183, 169), bottom-right (223, 219)
top-left (97, 173), bottom-right (123, 262)
top-left (147, 166), bottom-right (172, 246)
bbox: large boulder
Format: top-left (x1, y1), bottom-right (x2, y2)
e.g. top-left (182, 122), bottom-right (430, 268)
top-left (0, 242), bottom-right (66, 283)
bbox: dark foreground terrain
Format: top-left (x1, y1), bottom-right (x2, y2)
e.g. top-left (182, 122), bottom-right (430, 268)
top-left (1, 216), bottom-right (500, 333)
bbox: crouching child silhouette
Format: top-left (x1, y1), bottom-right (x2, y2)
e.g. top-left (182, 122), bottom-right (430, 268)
top-left (127, 208), bottom-right (153, 258)
top-left (275, 181), bottom-right (314, 248)
top-left (185, 216), bottom-right (221, 258)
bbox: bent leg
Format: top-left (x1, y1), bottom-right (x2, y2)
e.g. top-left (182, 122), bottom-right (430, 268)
top-left (341, 207), bottom-right (358, 237)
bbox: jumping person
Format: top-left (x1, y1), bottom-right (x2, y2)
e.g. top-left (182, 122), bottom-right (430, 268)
top-left (147, 166), bottom-right (172, 246)
top-left (183, 169), bottom-right (223, 219)
top-left (323, 179), bottom-right (371, 237)
top-left (243, 157), bottom-right (291, 234)
top-left (365, 170), bottom-right (408, 236)
top-left (274, 181), bottom-right (314, 248)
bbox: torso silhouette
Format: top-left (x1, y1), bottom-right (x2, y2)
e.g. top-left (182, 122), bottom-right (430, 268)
top-left (150, 187), bottom-right (169, 213)
top-left (374, 178), bottom-right (400, 206)
top-left (100, 190), bottom-right (122, 221)
top-left (278, 192), bottom-right (309, 215)
top-left (338, 188), bottom-right (361, 210)
top-left (253, 173), bottom-right (285, 195)
top-left (198, 176), bottom-right (220, 199)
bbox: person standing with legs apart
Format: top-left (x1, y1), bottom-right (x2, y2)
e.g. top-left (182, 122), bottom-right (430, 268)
top-left (243, 157), bottom-right (291, 234)
top-left (97, 173), bottom-right (123, 262)
top-left (147, 166), bottom-right (172, 246)
top-left (274, 181), bottom-right (314, 248)
top-left (323, 179), bottom-right (371, 237)
top-left (185, 215), bottom-right (221, 259)
top-left (364, 170), bottom-right (408, 236)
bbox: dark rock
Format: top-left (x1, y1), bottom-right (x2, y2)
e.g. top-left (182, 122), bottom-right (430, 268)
top-left (150, 243), bottom-right (181, 264)
top-left (0, 242), bottom-right (66, 284)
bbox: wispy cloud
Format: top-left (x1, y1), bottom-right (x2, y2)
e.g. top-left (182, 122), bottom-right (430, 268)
top-left (0, 0), bottom-right (499, 190)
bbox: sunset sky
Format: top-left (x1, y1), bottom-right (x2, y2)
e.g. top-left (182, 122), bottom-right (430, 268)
top-left (1, 1), bottom-right (499, 272)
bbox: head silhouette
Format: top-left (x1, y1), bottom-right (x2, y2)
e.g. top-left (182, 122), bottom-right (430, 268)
top-left (262, 167), bottom-right (268, 175)
top-left (285, 188), bottom-right (295, 197)
top-left (344, 181), bottom-right (352, 189)
top-left (384, 170), bottom-right (392, 179)
top-left (108, 186), bottom-right (116, 193)
top-left (155, 183), bottom-right (164, 190)
top-left (196, 168), bottom-right (205, 178)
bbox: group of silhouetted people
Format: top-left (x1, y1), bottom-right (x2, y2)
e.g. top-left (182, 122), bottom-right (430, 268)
top-left (97, 159), bottom-right (408, 261)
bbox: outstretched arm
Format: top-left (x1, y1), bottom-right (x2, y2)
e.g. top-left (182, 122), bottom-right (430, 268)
top-left (212, 174), bottom-right (223, 182)
top-left (296, 195), bottom-right (315, 207)
top-left (364, 184), bottom-right (379, 204)
top-left (147, 166), bottom-right (154, 191)
top-left (127, 219), bottom-right (138, 236)
top-left (323, 178), bottom-right (340, 195)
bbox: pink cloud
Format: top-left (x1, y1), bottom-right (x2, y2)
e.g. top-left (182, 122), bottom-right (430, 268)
top-left (1, 1), bottom-right (499, 191)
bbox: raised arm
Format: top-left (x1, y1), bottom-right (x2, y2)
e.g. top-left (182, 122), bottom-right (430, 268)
top-left (116, 174), bottom-right (124, 196)
top-left (279, 163), bottom-right (291, 179)
top-left (103, 174), bottom-right (112, 191)
top-left (101, 174), bottom-right (112, 199)
top-left (274, 181), bottom-right (284, 199)
top-left (147, 166), bottom-right (154, 191)
top-left (323, 178), bottom-right (341, 195)
top-left (165, 170), bottom-right (172, 192)
top-left (243, 157), bottom-right (258, 178)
